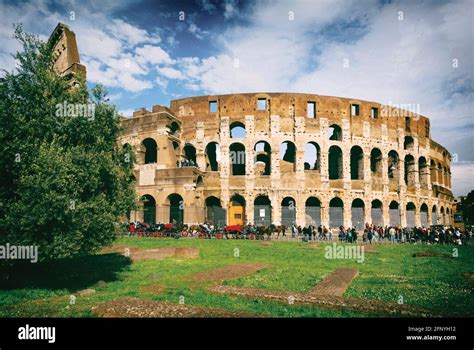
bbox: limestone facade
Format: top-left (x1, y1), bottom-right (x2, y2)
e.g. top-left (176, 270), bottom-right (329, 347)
top-left (120, 93), bottom-right (454, 229)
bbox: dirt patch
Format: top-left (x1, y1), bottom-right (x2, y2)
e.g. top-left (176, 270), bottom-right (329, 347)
top-left (309, 268), bottom-right (359, 297)
top-left (413, 251), bottom-right (451, 258)
top-left (100, 246), bottom-right (140, 254)
top-left (182, 263), bottom-right (270, 285)
top-left (139, 284), bottom-right (167, 294)
top-left (462, 272), bottom-right (474, 281)
top-left (258, 242), bottom-right (273, 246)
top-left (364, 247), bottom-right (379, 254)
top-left (175, 247), bottom-right (200, 259)
top-left (302, 244), bottom-right (320, 250)
top-left (129, 247), bottom-right (200, 261)
top-left (208, 285), bottom-right (433, 317)
top-left (91, 297), bottom-right (255, 318)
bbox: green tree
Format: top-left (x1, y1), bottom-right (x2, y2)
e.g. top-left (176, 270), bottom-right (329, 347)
top-left (0, 25), bottom-right (136, 261)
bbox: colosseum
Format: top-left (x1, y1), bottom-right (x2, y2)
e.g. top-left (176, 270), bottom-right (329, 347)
top-left (120, 92), bottom-right (454, 230)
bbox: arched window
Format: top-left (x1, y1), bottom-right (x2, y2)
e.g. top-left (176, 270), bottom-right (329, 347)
top-left (280, 141), bottom-right (296, 172)
top-left (167, 193), bottom-right (184, 225)
top-left (329, 197), bottom-right (344, 228)
top-left (404, 155), bottom-right (415, 186)
top-left (404, 136), bottom-right (414, 150)
top-left (370, 148), bottom-right (382, 177)
top-left (205, 142), bottom-right (220, 171)
top-left (304, 142), bottom-right (320, 170)
top-left (254, 141), bottom-right (271, 175)
top-left (142, 138), bottom-right (157, 164)
top-left (350, 146), bottom-right (364, 180)
top-left (254, 195), bottom-right (271, 226)
top-left (305, 197), bottom-right (321, 226)
top-left (230, 122), bottom-right (246, 138)
top-left (183, 143), bottom-right (197, 164)
top-left (388, 150), bottom-right (399, 180)
top-left (141, 194), bottom-right (156, 224)
top-left (328, 124), bottom-right (342, 141)
top-left (328, 145), bottom-right (343, 179)
top-left (371, 200), bottom-right (383, 227)
top-left (281, 197), bottom-right (296, 226)
top-left (406, 202), bottom-right (416, 227)
top-left (230, 143), bottom-right (246, 175)
top-left (389, 201), bottom-right (400, 226)
top-left (351, 198), bottom-right (365, 229)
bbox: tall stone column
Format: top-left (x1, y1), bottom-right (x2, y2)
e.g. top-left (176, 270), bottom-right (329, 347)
top-left (343, 145), bottom-right (351, 190)
top-left (272, 192), bottom-right (280, 225)
top-left (246, 198), bottom-right (254, 225)
top-left (320, 148), bottom-right (329, 189)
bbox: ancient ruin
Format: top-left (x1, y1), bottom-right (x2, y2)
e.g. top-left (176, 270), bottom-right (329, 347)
top-left (120, 93), bottom-right (454, 229)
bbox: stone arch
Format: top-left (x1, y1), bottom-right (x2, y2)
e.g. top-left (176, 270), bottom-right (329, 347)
top-left (404, 136), bottom-right (414, 150)
top-left (142, 138), bottom-right (157, 164)
top-left (371, 199), bottom-right (383, 227)
top-left (388, 150), bottom-right (400, 181)
top-left (389, 200), bottom-right (401, 226)
top-left (305, 197), bottom-right (321, 226)
top-left (183, 143), bottom-right (197, 164)
top-left (328, 145), bottom-right (343, 179)
top-left (281, 196), bottom-right (296, 226)
top-left (280, 141), bottom-right (296, 172)
top-left (141, 194), bottom-right (156, 224)
top-left (255, 141), bottom-right (271, 175)
top-left (230, 121), bottom-right (246, 138)
top-left (350, 146), bottom-right (364, 180)
top-left (432, 205), bottom-right (438, 225)
top-left (230, 194), bottom-right (246, 226)
top-left (329, 197), bottom-right (344, 228)
top-left (404, 154), bottom-right (416, 186)
top-left (351, 198), bottom-right (365, 230)
top-left (205, 142), bottom-right (220, 171)
top-left (254, 195), bottom-right (271, 226)
top-left (167, 193), bottom-right (184, 225)
top-left (370, 148), bottom-right (382, 177)
top-left (420, 203), bottom-right (429, 227)
top-left (304, 142), bottom-right (321, 170)
top-left (406, 202), bottom-right (416, 227)
top-left (205, 196), bottom-right (225, 227)
top-left (328, 124), bottom-right (342, 141)
top-left (229, 142), bottom-right (246, 175)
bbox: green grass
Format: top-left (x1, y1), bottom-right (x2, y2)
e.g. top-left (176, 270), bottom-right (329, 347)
top-left (0, 238), bottom-right (473, 317)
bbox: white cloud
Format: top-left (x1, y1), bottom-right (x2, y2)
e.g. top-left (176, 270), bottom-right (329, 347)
top-left (158, 66), bottom-right (185, 80)
top-left (451, 163), bottom-right (474, 196)
top-left (188, 22), bottom-right (208, 40)
top-left (135, 45), bottom-right (174, 65)
top-left (222, 0), bottom-right (239, 19)
top-left (107, 18), bottom-right (160, 47)
top-left (198, 0), bottom-right (217, 13)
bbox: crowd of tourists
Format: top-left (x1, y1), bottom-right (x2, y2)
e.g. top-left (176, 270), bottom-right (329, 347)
top-left (290, 223), bottom-right (470, 245)
top-left (125, 221), bottom-right (471, 245)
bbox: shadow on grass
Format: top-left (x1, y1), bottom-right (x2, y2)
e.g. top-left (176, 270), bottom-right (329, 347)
top-left (0, 253), bottom-right (131, 292)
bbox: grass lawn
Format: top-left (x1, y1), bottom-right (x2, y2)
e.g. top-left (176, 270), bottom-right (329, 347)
top-left (0, 237), bottom-right (473, 317)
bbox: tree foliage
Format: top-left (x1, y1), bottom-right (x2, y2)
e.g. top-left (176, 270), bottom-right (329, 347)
top-left (0, 25), bottom-right (136, 261)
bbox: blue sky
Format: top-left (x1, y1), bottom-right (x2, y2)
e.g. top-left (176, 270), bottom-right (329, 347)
top-left (0, 0), bottom-right (473, 195)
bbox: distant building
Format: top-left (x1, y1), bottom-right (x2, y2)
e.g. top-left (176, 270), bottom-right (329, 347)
top-left (48, 23), bottom-right (86, 85)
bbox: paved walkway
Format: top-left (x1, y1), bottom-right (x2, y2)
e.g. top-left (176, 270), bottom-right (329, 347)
top-left (308, 268), bottom-right (359, 297)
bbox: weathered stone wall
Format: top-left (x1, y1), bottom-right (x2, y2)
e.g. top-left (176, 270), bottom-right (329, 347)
top-left (121, 93), bottom-right (454, 227)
